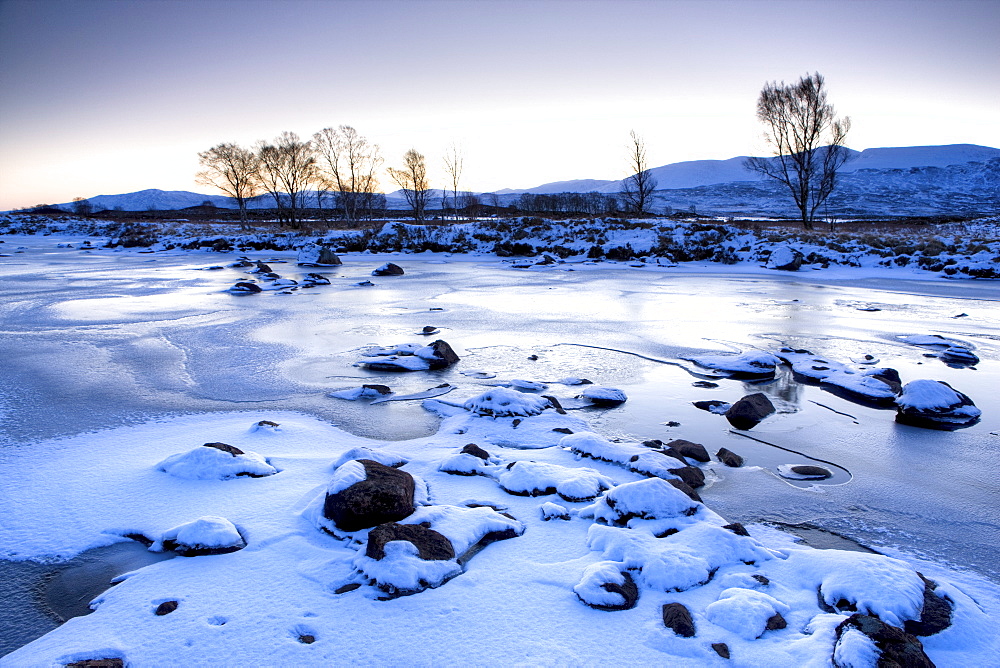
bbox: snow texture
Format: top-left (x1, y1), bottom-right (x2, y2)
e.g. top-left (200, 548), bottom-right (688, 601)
top-left (497, 461), bottom-right (613, 501)
top-left (573, 561), bottom-right (629, 607)
top-left (562, 431), bottom-right (687, 479)
top-left (462, 387), bottom-right (550, 417)
top-left (833, 627), bottom-right (881, 668)
top-left (327, 460), bottom-right (368, 495)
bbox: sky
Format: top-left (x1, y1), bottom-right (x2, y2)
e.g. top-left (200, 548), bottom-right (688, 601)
top-left (0, 0), bottom-right (998, 210)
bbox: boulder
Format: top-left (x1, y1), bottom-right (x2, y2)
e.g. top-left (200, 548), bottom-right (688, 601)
top-left (155, 600), bottom-right (179, 616)
top-left (372, 262), bottom-right (404, 276)
top-left (297, 244), bottom-right (342, 266)
top-left (769, 246), bottom-right (804, 271)
top-left (712, 643), bottom-right (730, 659)
top-left (580, 386), bottom-right (627, 406)
top-left (788, 465), bottom-right (831, 479)
top-left (895, 380), bottom-right (981, 429)
top-left (665, 439), bottom-right (710, 463)
top-left (365, 522), bottom-right (455, 561)
top-left (716, 448), bottom-right (744, 467)
top-left (302, 273), bottom-right (332, 285)
top-left (159, 516), bottom-right (246, 557)
top-left (725, 393), bottom-right (775, 430)
top-left (668, 465), bottom-right (706, 489)
top-left (903, 574), bottom-right (953, 636)
top-left (834, 614), bottom-right (934, 668)
top-left (940, 346), bottom-right (979, 366)
top-left (661, 602), bottom-right (697, 637)
top-left (667, 478), bottom-right (702, 502)
top-left (323, 459), bottom-right (416, 532)
top-left (425, 339), bottom-right (460, 369)
top-left (229, 281), bottom-right (262, 294)
top-left (722, 522), bottom-right (750, 536)
top-left (202, 442), bottom-right (244, 456)
top-left (460, 443), bottom-right (491, 461)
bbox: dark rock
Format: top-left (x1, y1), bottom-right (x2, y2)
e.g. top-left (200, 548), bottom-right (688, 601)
top-left (421, 325), bottom-right (439, 334)
top-left (665, 439), bottom-right (710, 463)
top-left (765, 611), bottom-right (787, 632)
top-left (693, 399), bottom-right (730, 413)
top-left (155, 600), bottom-right (178, 616)
top-left (904, 574), bottom-right (953, 637)
top-left (716, 448), bottom-right (744, 467)
top-left (303, 273), bottom-right (332, 285)
top-left (667, 478), bottom-right (702, 502)
top-left (315, 247), bottom-right (342, 265)
top-left (257, 420), bottom-right (280, 428)
top-left (552, 427), bottom-right (574, 434)
top-left (940, 347), bottom-right (979, 366)
top-left (661, 602), bottom-right (696, 637)
top-left (542, 395), bottom-right (567, 414)
top-left (425, 339), bottom-right (460, 370)
top-left (254, 262), bottom-right (273, 273)
top-left (262, 272), bottom-right (281, 279)
top-left (835, 614), bottom-right (934, 668)
top-left (789, 465), bottom-right (832, 479)
top-left (527, 354), bottom-right (539, 360)
top-left (692, 380), bottom-right (720, 388)
top-left (362, 384), bottom-right (393, 396)
top-left (722, 522), bottom-right (750, 536)
top-left (712, 643), bottom-right (730, 659)
top-left (372, 262), bottom-right (404, 276)
top-left (668, 465), bottom-right (705, 489)
top-left (365, 522), bottom-right (456, 561)
top-left (66, 661), bottom-right (125, 668)
top-left (895, 380), bottom-right (981, 430)
top-left (460, 443), bottom-right (491, 461)
top-left (202, 442), bottom-right (244, 456)
top-left (587, 571), bottom-right (640, 611)
top-left (231, 281), bottom-right (262, 293)
top-left (753, 574), bottom-right (770, 586)
top-left (334, 583), bottom-right (361, 594)
top-left (725, 393), bottom-right (776, 430)
top-left (323, 459), bottom-right (416, 532)
top-left (298, 634), bottom-right (316, 644)
top-left (642, 439), bottom-right (664, 448)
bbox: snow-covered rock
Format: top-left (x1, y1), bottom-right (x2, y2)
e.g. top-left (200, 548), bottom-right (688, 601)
top-left (724, 393), bottom-right (775, 429)
top-left (705, 588), bottom-right (791, 639)
top-left (157, 516), bottom-right (246, 557)
top-left (539, 501), bottom-right (570, 521)
top-left (561, 431), bottom-right (689, 481)
top-left (586, 478), bottom-right (698, 525)
top-left (768, 245), bottom-right (804, 271)
top-left (330, 447), bottom-right (407, 470)
top-left (359, 340), bottom-right (460, 371)
top-left (322, 459), bottom-right (416, 532)
top-left (156, 444), bottom-right (276, 480)
top-left (372, 262), bottom-right (404, 276)
top-left (296, 244), bottom-right (341, 266)
top-left (895, 380), bottom-right (981, 429)
top-left (228, 281), bottom-right (262, 294)
top-left (497, 461), bottom-right (613, 501)
top-left (463, 387), bottom-right (550, 417)
top-left (685, 350), bottom-right (780, 377)
top-left (573, 561), bottom-right (639, 610)
top-left (580, 386), bottom-right (628, 406)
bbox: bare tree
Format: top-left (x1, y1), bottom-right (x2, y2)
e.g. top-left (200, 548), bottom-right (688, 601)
top-left (388, 149), bottom-right (431, 222)
top-left (744, 72), bottom-right (851, 230)
top-left (621, 130), bottom-right (657, 215)
top-left (313, 125), bottom-right (382, 224)
top-left (443, 144), bottom-right (464, 221)
top-left (196, 143), bottom-right (260, 228)
top-left (71, 196), bottom-right (93, 216)
top-left (255, 132), bottom-right (316, 228)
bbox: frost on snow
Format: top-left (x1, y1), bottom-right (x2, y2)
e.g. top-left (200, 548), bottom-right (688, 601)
top-left (705, 588), bottom-right (791, 640)
top-left (156, 445), bottom-right (276, 480)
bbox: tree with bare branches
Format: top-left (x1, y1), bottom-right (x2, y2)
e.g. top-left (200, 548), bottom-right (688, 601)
top-left (313, 125), bottom-right (382, 223)
top-left (196, 143), bottom-right (260, 228)
top-left (744, 72), bottom-right (851, 230)
top-left (621, 130), bottom-right (657, 215)
top-left (255, 132), bottom-right (315, 227)
top-left (443, 144), bottom-right (464, 221)
top-left (388, 149), bottom-right (431, 222)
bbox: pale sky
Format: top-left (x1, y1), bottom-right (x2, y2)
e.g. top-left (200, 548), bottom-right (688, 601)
top-left (1, 0), bottom-right (998, 210)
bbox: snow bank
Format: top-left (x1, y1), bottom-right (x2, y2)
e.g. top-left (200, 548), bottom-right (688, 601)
top-left (705, 588), bottom-right (791, 640)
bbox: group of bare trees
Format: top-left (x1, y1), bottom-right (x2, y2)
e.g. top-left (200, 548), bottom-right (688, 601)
top-left (197, 127), bottom-right (428, 228)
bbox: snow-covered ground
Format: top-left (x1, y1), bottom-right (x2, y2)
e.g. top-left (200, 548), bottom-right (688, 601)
top-left (0, 231), bottom-right (998, 664)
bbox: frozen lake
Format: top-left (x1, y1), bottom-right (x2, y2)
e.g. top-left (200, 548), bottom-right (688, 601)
top-left (1, 235), bottom-right (998, 655)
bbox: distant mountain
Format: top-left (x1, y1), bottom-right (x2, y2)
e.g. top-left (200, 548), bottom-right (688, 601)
top-left (502, 144), bottom-right (999, 195)
top-left (33, 143), bottom-right (998, 218)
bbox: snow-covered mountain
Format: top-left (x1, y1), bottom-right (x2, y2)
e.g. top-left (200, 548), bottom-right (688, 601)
top-left (41, 143), bottom-right (999, 217)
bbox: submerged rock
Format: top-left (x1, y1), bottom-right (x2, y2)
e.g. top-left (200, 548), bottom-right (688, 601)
top-left (229, 281), bottom-right (262, 294)
top-left (716, 448), bottom-right (744, 467)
